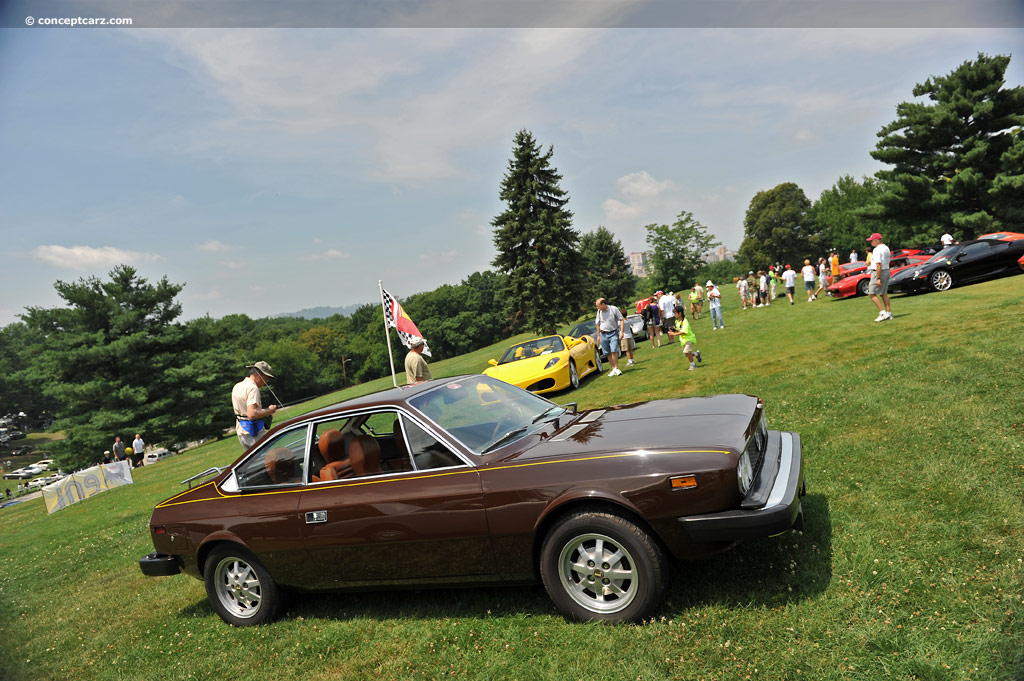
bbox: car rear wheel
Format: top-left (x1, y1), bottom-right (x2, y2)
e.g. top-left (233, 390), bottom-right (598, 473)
top-left (540, 511), bottom-right (669, 623)
top-left (569, 361), bottom-right (579, 389)
top-left (856, 278), bottom-right (869, 296)
top-left (594, 351), bottom-right (603, 373)
top-left (930, 269), bottom-right (953, 291)
top-left (204, 545), bottom-right (281, 626)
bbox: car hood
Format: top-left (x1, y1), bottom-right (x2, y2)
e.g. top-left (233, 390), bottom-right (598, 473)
top-left (506, 394), bottom-right (761, 462)
top-left (483, 354), bottom-right (566, 381)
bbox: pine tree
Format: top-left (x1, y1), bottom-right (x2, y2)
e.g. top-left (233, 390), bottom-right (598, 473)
top-left (579, 226), bottom-right (638, 312)
top-left (492, 130), bottom-right (581, 335)
top-left (871, 53), bottom-right (1024, 241)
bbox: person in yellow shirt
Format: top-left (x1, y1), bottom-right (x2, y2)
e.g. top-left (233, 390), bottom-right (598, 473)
top-left (667, 306), bottom-right (702, 371)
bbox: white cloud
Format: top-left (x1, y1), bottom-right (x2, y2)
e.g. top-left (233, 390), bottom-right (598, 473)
top-left (601, 171), bottom-right (680, 228)
top-left (192, 289), bottom-right (223, 302)
top-left (199, 239), bottom-right (231, 252)
top-left (220, 260), bottom-right (245, 270)
top-left (303, 249), bottom-right (350, 261)
top-left (33, 245), bottom-right (161, 271)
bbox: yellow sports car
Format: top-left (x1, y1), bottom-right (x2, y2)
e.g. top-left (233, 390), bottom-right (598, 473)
top-left (483, 335), bottom-right (602, 394)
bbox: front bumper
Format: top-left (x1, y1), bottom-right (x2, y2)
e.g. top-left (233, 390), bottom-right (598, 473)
top-left (139, 551), bottom-right (182, 577)
top-left (678, 431), bottom-right (805, 542)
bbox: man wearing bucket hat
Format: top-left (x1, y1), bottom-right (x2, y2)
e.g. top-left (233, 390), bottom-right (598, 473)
top-left (866, 232), bottom-right (893, 322)
top-left (404, 336), bottom-right (433, 385)
top-left (231, 361), bottom-right (279, 448)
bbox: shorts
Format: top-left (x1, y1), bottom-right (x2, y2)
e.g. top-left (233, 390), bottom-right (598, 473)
top-left (646, 321), bottom-right (659, 330)
top-left (599, 330), bottom-right (621, 356)
top-left (819, 274), bottom-right (828, 287)
top-left (804, 280), bottom-right (815, 292)
top-left (621, 336), bottom-right (636, 352)
top-left (681, 341), bottom-right (695, 354)
top-left (786, 285), bottom-right (795, 295)
top-left (868, 270), bottom-right (890, 295)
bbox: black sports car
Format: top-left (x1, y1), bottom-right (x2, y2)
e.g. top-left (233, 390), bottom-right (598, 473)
top-left (888, 238), bottom-right (1024, 293)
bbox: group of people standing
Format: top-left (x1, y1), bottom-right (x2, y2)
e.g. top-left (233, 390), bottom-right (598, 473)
top-left (103, 433), bottom-right (146, 467)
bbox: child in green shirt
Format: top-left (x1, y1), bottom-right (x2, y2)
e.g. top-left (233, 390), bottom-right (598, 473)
top-left (667, 306), bottom-right (703, 371)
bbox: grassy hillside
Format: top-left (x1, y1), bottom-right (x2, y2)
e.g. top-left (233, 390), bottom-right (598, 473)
top-left (1, 276), bottom-right (1022, 681)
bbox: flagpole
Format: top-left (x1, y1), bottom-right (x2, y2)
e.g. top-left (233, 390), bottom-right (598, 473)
top-left (379, 280), bottom-right (398, 387)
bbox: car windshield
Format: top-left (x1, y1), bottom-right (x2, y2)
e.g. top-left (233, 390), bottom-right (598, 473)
top-left (497, 336), bottom-right (565, 365)
top-left (569, 321), bottom-right (595, 337)
top-left (409, 375), bottom-right (561, 454)
top-left (927, 245), bottom-right (959, 262)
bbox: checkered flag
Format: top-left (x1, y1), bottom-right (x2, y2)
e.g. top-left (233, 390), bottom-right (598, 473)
top-left (381, 287), bottom-right (431, 357)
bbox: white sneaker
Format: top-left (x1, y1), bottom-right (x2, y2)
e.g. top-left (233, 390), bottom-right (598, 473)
top-left (626, 359), bottom-right (634, 366)
top-left (883, 311), bottom-right (893, 320)
top-left (756, 304), bottom-right (763, 308)
top-left (688, 364), bottom-right (695, 371)
top-left (873, 312), bottom-right (886, 322)
top-left (607, 368), bottom-right (622, 377)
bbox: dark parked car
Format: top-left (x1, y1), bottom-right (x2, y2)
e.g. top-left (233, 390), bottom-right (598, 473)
top-left (888, 238), bottom-right (1024, 293)
top-left (569, 316), bottom-right (646, 358)
top-left (140, 375), bottom-right (805, 625)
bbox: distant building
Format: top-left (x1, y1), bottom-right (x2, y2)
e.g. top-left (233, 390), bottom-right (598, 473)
top-left (708, 246), bottom-right (737, 263)
top-left (628, 251), bottom-right (650, 277)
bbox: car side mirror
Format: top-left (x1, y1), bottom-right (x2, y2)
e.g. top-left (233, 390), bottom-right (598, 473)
top-left (488, 359), bottom-right (498, 366)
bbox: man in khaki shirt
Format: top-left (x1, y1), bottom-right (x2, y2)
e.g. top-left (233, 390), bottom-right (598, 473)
top-left (404, 337), bottom-right (432, 385)
top-left (231, 361), bottom-right (278, 448)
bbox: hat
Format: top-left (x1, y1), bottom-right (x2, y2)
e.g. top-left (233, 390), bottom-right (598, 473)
top-left (655, 290), bottom-right (663, 296)
top-left (248, 360), bottom-right (276, 379)
top-left (867, 232), bottom-right (882, 242)
top-left (748, 271), bottom-right (754, 275)
top-left (408, 336), bottom-right (426, 348)
top-left (705, 280), bottom-right (713, 287)
top-left (785, 264), bottom-right (791, 269)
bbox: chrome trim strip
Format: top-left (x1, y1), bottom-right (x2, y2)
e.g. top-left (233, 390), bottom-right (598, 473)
top-left (579, 410), bottom-right (604, 422)
top-left (764, 431), bottom-right (794, 508)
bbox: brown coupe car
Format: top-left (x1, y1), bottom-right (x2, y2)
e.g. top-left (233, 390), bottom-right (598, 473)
top-left (140, 375), bottom-right (805, 624)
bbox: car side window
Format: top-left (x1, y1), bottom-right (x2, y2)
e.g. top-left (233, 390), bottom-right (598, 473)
top-left (960, 242), bottom-right (990, 259)
top-left (235, 426), bottom-right (308, 488)
top-left (399, 417), bottom-right (463, 471)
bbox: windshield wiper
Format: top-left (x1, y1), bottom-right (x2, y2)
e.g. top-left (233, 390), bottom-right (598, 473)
top-left (531, 405), bottom-right (565, 424)
top-left (482, 426), bottom-right (529, 453)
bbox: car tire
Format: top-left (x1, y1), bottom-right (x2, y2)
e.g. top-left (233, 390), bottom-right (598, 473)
top-left (856, 278), bottom-right (869, 296)
top-left (204, 545), bottom-right (281, 626)
top-left (930, 269), bottom-right (953, 291)
top-left (539, 510), bottom-right (669, 623)
top-left (569, 361), bottom-right (579, 389)
top-left (594, 351), bottom-right (603, 373)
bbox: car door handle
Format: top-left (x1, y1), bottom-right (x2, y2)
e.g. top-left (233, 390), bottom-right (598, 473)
top-left (305, 510), bottom-right (327, 524)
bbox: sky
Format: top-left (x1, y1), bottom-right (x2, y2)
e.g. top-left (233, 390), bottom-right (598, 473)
top-left (0, 2), bottom-right (1021, 325)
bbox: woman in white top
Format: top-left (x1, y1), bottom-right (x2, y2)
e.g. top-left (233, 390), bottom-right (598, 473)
top-left (801, 259), bottom-right (818, 301)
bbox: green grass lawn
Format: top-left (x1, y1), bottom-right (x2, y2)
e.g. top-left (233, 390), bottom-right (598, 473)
top-left (1, 276), bottom-right (1021, 681)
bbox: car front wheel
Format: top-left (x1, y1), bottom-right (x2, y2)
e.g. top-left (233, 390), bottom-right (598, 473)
top-left (930, 269), bottom-right (953, 291)
top-left (568, 361), bottom-right (579, 389)
top-left (856, 278), bottom-right (869, 296)
top-left (204, 545), bottom-right (281, 626)
top-left (594, 350), bottom-right (603, 373)
top-left (540, 511), bottom-right (669, 623)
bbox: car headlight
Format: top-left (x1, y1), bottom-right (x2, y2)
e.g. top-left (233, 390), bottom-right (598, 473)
top-left (737, 451), bottom-right (754, 495)
top-left (544, 357), bottom-right (560, 370)
top-left (912, 269), bottom-right (924, 278)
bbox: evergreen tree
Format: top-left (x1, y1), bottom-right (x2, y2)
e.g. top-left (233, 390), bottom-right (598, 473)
top-left (809, 175), bottom-right (907, 252)
top-left (871, 53), bottom-right (1024, 241)
top-left (739, 183), bottom-right (819, 267)
top-left (20, 266), bottom-right (232, 469)
top-left (579, 226), bottom-right (638, 311)
top-left (492, 130), bottom-right (582, 335)
top-left (645, 211), bottom-right (720, 294)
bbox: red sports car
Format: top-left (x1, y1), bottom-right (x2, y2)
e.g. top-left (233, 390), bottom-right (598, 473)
top-left (826, 254), bottom-right (930, 298)
top-left (1018, 253), bottom-right (1024, 271)
top-left (979, 232), bottom-right (1024, 242)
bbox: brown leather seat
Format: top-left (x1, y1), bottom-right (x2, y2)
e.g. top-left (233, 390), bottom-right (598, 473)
top-left (349, 435), bottom-right (381, 477)
top-left (264, 447), bottom-right (299, 484)
top-left (313, 428), bottom-right (353, 482)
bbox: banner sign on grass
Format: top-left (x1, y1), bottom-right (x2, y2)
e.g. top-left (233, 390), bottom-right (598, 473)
top-left (42, 461), bottom-right (134, 514)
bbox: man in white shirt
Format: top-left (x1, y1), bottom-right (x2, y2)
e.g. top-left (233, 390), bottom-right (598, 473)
top-left (595, 298), bottom-right (626, 376)
top-left (866, 232), bottom-right (893, 322)
top-left (940, 232), bottom-right (954, 246)
top-left (849, 249), bottom-right (858, 263)
top-left (657, 291), bottom-right (676, 335)
top-left (231, 361), bottom-right (279, 448)
top-left (781, 265), bottom-right (797, 305)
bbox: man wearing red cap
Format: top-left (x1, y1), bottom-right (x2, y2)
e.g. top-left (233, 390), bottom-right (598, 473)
top-left (867, 233), bottom-right (892, 321)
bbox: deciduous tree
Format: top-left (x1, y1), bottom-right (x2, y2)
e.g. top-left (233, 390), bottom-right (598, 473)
top-left (645, 211), bottom-right (720, 294)
top-left (739, 183), bottom-right (818, 267)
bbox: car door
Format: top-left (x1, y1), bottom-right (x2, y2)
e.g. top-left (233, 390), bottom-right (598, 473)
top-left (952, 241), bottom-right (994, 282)
top-left (298, 409), bottom-right (494, 588)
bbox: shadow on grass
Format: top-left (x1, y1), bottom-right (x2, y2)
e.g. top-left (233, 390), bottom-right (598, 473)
top-left (663, 493), bottom-right (832, 613)
top-left (176, 494), bottom-right (831, 624)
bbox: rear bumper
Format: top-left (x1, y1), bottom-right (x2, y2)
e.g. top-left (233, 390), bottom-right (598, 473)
top-left (677, 431), bottom-right (805, 542)
top-left (139, 551), bottom-right (182, 577)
